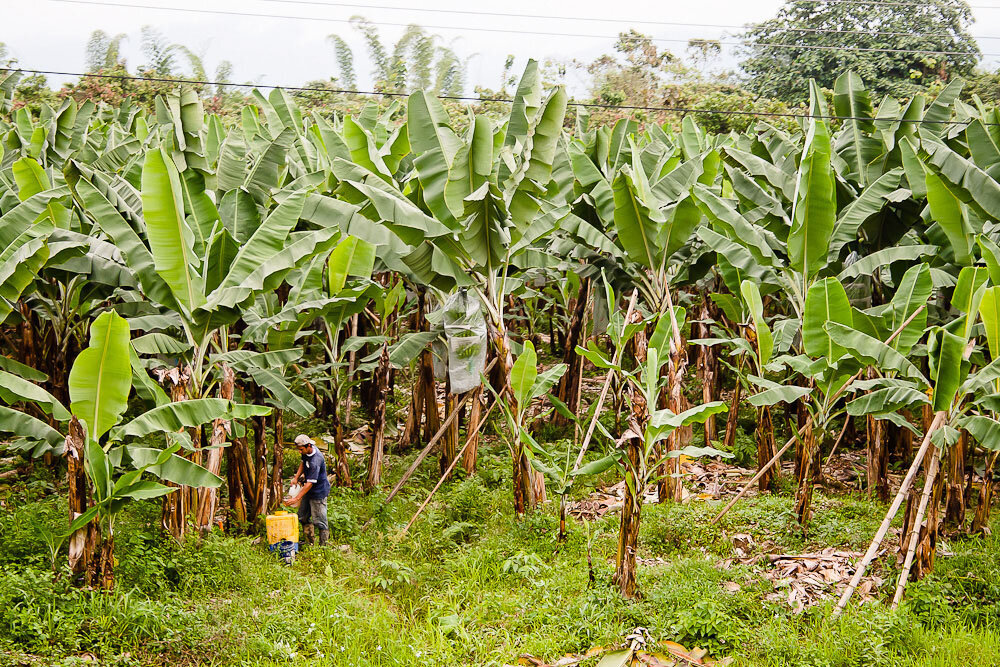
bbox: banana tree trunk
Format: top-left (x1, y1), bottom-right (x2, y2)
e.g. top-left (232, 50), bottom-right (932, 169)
top-left (462, 385), bottom-right (484, 474)
top-left (493, 329), bottom-right (537, 515)
top-left (237, 433), bottom-right (256, 523)
top-left (615, 367), bottom-right (650, 599)
top-left (901, 454), bottom-right (945, 580)
top-left (548, 300), bottom-right (557, 356)
top-left (889, 411), bottom-right (914, 462)
top-left (251, 386), bottom-right (269, 531)
top-left (441, 379), bottom-right (458, 480)
top-left (722, 377), bottom-right (742, 451)
top-left (19, 301), bottom-right (37, 374)
top-left (972, 451), bottom-right (998, 535)
top-left (420, 347), bottom-right (440, 442)
top-left (345, 314), bottom-right (358, 427)
top-left (225, 436), bottom-right (247, 529)
top-left (794, 420), bottom-right (822, 530)
top-left (944, 430), bottom-right (967, 531)
top-left (331, 399), bottom-right (353, 487)
top-left (691, 297), bottom-right (718, 445)
top-left (268, 408), bottom-right (284, 512)
top-left (756, 406), bottom-right (777, 493)
top-left (366, 344), bottom-right (391, 491)
top-left (662, 332), bottom-right (688, 503)
top-left (615, 437), bottom-right (643, 599)
top-left (66, 416), bottom-right (98, 579)
top-left (867, 411), bottom-right (889, 503)
top-left (195, 364), bottom-right (234, 532)
top-left (161, 365), bottom-right (191, 541)
top-left (402, 290), bottom-right (429, 448)
top-left (553, 278), bottom-right (590, 428)
top-left (699, 346), bottom-right (717, 447)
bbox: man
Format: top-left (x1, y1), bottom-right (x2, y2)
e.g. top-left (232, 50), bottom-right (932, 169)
top-left (284, 434), bottom-right (331, 546)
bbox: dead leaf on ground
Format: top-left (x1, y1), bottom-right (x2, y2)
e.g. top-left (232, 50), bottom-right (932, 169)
top-left (515, 634), bottom-right (725, 667)
top-left (719, 547), bottom-right (885, 611)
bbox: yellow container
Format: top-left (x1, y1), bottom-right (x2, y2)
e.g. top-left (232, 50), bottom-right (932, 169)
top-left (266, 511), bottom-right (299, 546)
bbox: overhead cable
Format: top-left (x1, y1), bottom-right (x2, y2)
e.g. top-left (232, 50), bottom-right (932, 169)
top-left (9, 67), bottom-right (984, 126)
top-left (45, 0), bottom-right (992, 58)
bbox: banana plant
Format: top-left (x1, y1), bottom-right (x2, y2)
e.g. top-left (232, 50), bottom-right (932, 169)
top-left (489, 340), bottom-right (566, 516)
top-left (581, 308), bottom-right (727, 596)
top-left (351, 59), bottom-right (569, 512)
top-left (0, 310), bottom-right (266, 587)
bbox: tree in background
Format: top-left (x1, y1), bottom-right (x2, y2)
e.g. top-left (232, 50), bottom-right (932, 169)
top-left (85, 30), bottom-right (127, 73)
top-left (327, 17), bottom-right (467, 95)
top-left (741, 0), bottom-right (979, 102)
top-left (586, 30), bottom-right (687, 109)
top-left (579, 30), bottom-right (796, 133)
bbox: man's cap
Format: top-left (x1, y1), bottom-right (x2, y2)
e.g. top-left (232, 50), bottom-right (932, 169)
top-left (294, 434), bottom-right (315, 447)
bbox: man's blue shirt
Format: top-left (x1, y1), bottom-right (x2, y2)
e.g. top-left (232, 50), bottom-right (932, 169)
top-left (301, 447), bottom-right (330, 500)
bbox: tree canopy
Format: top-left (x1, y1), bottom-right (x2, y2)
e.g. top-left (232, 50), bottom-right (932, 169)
top-left (740, 0), bottom-right (980, 102)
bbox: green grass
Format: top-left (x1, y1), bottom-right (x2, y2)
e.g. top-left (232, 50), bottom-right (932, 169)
top-left (1, 433), bottom-right (999, 667)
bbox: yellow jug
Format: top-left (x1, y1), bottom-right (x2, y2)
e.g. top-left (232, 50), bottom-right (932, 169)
top-left (266, 510), bottom-right (299, 546)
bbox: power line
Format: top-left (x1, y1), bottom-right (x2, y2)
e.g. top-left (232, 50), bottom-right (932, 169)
top-left (10, 68), bottom-right (984, 126)
top-left (247, 0), bottom-right (1000, 41)
top-left (792, 0), bottom-right (1000, 8)
top-left (45, 0), bottom-right (991, 58)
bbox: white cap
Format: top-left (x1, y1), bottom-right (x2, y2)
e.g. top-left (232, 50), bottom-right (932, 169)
top-left (294, 434), bottom-right (315, 447)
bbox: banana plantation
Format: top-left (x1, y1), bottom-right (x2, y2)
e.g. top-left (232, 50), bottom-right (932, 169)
top-left (2, 61), bottom-right (1000, 666)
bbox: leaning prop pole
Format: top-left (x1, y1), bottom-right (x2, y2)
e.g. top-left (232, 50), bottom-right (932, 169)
top-left (396, 400), bottom-right (498, 540)
top-left (891, 445), bottom-right (942, 609)
top-left (711, 304), bottom-right (927, 525)
top-left (711, 421), bottom-right (809, 524)
top-left (833, 410), bottom-right (946, 618)
top-left (384, 358), bottom-right (496, 504)
top-left (571, 290), bottom-right (639, 471)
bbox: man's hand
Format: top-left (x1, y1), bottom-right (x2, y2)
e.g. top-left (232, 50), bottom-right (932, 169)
top-left (283, 495), bottom-right (301, 508)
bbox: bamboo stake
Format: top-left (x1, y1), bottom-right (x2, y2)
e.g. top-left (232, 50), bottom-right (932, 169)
top-left (712, 303), bottom-right (927, 525)
top-left (384, 358), bottom-right (496, 504)
top-left (397, 400), bottom-right (498, 539)
top-left (571, 290), bottom-right (640, 471)
top-left (833, 410), bottom-right (946, 618)
top-left (891, 445), bottom-right (941, 609)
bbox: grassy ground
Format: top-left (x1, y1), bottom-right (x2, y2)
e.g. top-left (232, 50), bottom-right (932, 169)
top-left (2, 418), bottom-right (999, 667)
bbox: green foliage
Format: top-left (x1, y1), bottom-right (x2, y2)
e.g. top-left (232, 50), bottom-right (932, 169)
top-left (741, 0), bottom-right (980, 102)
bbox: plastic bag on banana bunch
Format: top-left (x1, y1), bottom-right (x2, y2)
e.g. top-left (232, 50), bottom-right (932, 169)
top-left (441, 289), bottom-right (488, 394)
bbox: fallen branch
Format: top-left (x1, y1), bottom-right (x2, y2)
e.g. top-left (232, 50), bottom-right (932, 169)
top-left (891, 444), bottom-right (941, 609)
top-left (384, 358), bottom-right (496, 504)
top-left (396, 400), bottom-right (498, 539)
top-left (833, 410), bottom-right (946, 618)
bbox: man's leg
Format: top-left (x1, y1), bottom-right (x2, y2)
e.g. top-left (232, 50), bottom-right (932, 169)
top-left (311, 498), bottom-right (329, 546)
top-left (298, 500), bottom-right (314, 545)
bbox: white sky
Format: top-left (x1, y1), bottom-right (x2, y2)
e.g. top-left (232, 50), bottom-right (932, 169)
top-left (5, 0), bottom-right (1000, 97)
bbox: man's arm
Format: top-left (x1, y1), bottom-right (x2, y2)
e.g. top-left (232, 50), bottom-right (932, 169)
top-left (287, 481), bottom-right (313, 506)
top-left (291, 461), bottom-right (304, 484)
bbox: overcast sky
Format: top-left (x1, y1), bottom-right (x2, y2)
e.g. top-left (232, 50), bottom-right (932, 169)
top-left (6, 0), bottom-right (1000, 97)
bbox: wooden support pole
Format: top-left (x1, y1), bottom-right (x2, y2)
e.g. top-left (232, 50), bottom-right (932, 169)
top-left (892, 445), bottom-right (941, 609)
top-left (384, 358), bottom-right (496, 504)
top-left (834, 410), bottom-right (946, 618)
top-left (712, 421), bottom-right (809, 524)
top-left (397, 399), bottom-right (499, 539)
